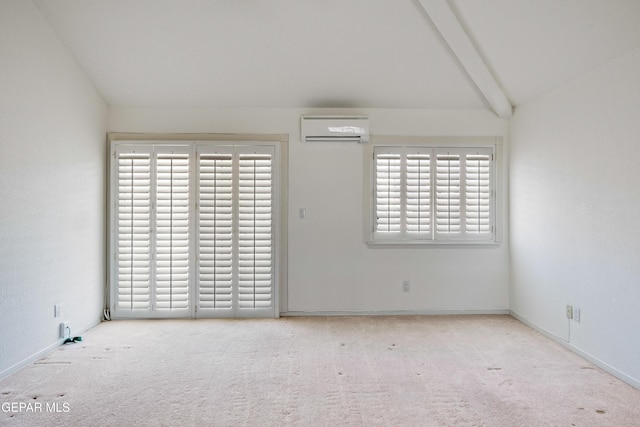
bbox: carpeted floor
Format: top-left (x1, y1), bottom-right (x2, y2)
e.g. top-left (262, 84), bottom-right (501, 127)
top-left (1, 315), bottom-right (639, 426)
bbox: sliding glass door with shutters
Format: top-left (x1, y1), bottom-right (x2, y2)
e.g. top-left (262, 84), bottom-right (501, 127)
top-left (114, 145), bottom-right (192, 318)
top-left (111, 141), bottom-right (278, 319)
top-left (196, 145), bottom-right (274, 318)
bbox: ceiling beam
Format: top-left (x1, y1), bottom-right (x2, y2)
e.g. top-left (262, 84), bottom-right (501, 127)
top-left (416, 0), bottom-right (513, 118)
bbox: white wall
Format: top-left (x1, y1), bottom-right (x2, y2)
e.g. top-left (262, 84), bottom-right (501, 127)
top-left (0, 1), bottom-right (107, 376)
top-left (109, 107), bottom-right (509, 314)
top-left (510, 47), bottom-right (640, 386)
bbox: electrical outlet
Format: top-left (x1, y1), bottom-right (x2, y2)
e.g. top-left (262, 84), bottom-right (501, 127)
top-left (60, 322), bottom-right (70, 339)
top-left (573, 308), bottom-right (581, 323)
top-left (566, 305), bottom-right (573, 320)
top-left (54, 304), bottom-right (61, 318)
top-left (402, 280), bottom-right (410, 293)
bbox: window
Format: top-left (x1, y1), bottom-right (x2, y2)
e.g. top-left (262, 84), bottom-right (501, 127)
top-left (365, 137), bottom-right (500, 245)
top-left (109, 137), bottom-right (284, 319)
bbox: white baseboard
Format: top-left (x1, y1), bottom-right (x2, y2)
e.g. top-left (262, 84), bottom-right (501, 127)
top-left (510, 310), bottom-right (640, 390)
top-left (281, 309), bottom-right (510, 317)
top-left (0, 318), bottom-right (101, 381)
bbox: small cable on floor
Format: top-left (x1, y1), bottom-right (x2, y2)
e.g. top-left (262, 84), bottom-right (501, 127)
top-left (62, 325), bottom-right (83, 344)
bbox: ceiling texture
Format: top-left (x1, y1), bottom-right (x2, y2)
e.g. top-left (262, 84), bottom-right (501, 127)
top-left (34, 0), bottom-right (640, 117)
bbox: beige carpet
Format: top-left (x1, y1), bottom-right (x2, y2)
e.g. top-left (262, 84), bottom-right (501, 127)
top-left (1, 315), bottom-right (639, 426)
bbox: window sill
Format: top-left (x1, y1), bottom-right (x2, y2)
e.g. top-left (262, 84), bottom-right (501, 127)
top-left (365, 240), bottom-right (501, 249)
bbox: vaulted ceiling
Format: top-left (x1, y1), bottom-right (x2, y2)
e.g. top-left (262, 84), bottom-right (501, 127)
top-left (34, 0), bottom-right (640, 116)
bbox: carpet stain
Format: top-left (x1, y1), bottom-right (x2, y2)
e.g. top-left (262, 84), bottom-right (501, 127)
top-left (1, 391), bottom-right (11, 395)
top-left (596, 409), bottom-right (606, 414)
top-left (580, 366), bottom-right (595, 370)
top-left (487, 367), bottom-right (502, 371)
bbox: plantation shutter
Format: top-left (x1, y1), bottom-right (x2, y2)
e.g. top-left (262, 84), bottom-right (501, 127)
top-left (368, 143), bottom-right (495, 244)
top-left (374, 148), bottom-right (402, 235)
top-left (238, 149), bottom-right (273, 312)
top-left (111, 140), bottom-right (279, 319)
top-left (197, 150), bottom-right (234, 313)
top-left (155, 150), bottom-right (191, 311)
top-left (196, 145), bottom-right (275, 317)
top-left (114, 146), bottom-right (191, 316)
top-left (116, 148), bottom-right (152, 311)
top-left (435, 147), bottom-right (493, 240)
top-left (464, 149), bottom-right (493, 237)
top-left (435, 151), bottom-right (462, 237)
top-left (405, 150), bottom-right (431, 235)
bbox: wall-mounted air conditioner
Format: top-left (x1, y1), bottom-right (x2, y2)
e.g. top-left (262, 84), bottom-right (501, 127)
top-left (301, 116), bottom-right (369, 143)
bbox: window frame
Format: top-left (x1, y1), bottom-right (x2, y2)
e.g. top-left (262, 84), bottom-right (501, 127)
top-left (364, 135), bottom-right (503, 247)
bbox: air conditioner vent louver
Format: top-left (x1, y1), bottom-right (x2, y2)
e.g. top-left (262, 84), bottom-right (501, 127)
top-left (301, 116), bottom-right (369, 143)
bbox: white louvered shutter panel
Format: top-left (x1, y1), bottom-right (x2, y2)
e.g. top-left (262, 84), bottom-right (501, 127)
top-left (465, 149), bottom-right (493, 236)
top-left (197, 151), bottom-right (233, 312)
top-left (405, 150), bottom-right (431, 236)
top-left (237, 150), bottom-right (273, 311)
top-left (367, 144), bottom-right (495, 244)
top-left (435, 151), bottom-right (461, 236)
top-left (116, 150), bottom-right (152, 311)
top-left (111, 141), bottom-right (279, 319)
top-left (375, 148), bottom-right (402, 235)
top-left (155, 151), bottom-right (190, 311)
